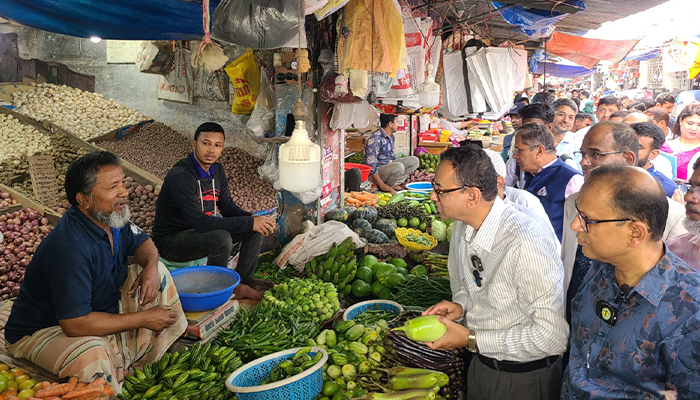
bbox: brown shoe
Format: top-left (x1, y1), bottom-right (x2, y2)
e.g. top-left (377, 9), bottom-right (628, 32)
top-left (233, 283), bottom-right (264, 301)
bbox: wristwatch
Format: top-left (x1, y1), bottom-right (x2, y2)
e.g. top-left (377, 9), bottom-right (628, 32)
top-left (467, 330), bottom-right (478, 353)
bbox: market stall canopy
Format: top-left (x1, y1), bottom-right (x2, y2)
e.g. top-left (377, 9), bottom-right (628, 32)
top-left (545, 31), bottom-right (639, 69)
top-left (535, 62), bottom-right (594, 79)
top-left (624, 48), bottom-right (661, 62)
top-left (0, 0), bottom-right (221, 40)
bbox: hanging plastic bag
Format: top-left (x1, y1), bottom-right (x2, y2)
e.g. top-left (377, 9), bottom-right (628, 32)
top-left (225, 49), bottom-right (260, 114)
top-left (319, 58), bottom-right (362, 104)
top-left (258, 146), bottom-right (279, 185)
top-left (247, 67), bottom-right (275, 137)
top-left (211, 0), bottom-right (299, 49)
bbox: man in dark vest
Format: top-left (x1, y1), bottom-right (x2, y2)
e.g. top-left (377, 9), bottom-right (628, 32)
top-left (512, 123), bottom-right (583, 241)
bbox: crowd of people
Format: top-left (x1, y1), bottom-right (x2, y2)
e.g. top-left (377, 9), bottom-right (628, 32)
top-left (425, 89), bottom-right (700, 399)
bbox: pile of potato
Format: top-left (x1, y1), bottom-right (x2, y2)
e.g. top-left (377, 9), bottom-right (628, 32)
top-left (125, 177), bottom-right (159, 235)
top-left (92, 122), bottom-right (192, 180)
top-left (12, 83), bottom-right (149, 140)
top-left (218, 148), bottom-right (278, 213)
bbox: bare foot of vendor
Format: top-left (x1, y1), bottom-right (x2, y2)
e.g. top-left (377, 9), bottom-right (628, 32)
top-left (233, 283), bottom-right (264, 300)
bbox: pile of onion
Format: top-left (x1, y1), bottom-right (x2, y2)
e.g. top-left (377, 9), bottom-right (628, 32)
top-left (0, 208), bottom-right (52, 299)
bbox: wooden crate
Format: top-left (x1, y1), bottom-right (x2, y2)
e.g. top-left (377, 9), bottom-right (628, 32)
top-left (0, 184), bottom-right (61, 225)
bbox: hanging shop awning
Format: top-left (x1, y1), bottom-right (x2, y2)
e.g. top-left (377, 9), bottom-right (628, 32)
top-left (0, 0), bottom-right (221, 40)
top-left (623, 48), bottom-right (661, 62)
top-left (492, 0), bottom-right (585, 39)
top-left (545, 31), bottom-right (639, 69)
top-left (535, 62), bottom-right (594, 79)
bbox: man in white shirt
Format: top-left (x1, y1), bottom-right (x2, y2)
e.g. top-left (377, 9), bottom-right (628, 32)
top-left (512, 124), bottom-right (583, 241)
top-left (484, 149), bottom-right (558, 245)
top-left (561, 121), bottom-right (687, 318)
top-left (551, 99), bottom-right (583, 171)
top-left (424, 145), bottom-right (568, 400)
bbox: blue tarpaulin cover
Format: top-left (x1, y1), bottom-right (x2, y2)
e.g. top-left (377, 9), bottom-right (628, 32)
top-left (0, 0), bottom-right (221, 40)
top-left (623, 49), bottom-right (662, 61)
top-left (536, 62), bottom-right (594, 79)
top-left (492, 1), bottom-right (586, 39)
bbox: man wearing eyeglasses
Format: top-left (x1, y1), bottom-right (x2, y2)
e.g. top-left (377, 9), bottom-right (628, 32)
top-left (423, 145), bottom-right (568, 400)
top-left (512, 123), bottom-right (583, 242)
top-left (560, 122), bottom-right (686, 323)
top-left (667, 158), bottom-right (700, 271)
top-left (562, 164), bottom-right (700, 399)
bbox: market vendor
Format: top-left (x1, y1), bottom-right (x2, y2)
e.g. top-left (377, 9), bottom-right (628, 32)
top-left (152, 122), bottom-right (275, 300)
top-left (423, 145), bottom-right (568, 400)
top-left (4, 151), bottom-right (186, 392)
top-left (364, 114), bottom-right (419, 194)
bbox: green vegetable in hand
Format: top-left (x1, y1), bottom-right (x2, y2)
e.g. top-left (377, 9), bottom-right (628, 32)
top-left (392, 315), bottom-right (447, 342)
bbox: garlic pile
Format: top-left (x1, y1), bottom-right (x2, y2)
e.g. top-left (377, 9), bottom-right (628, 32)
top-left (0, 114), bottom-right (51, 163)
top-left (12, 83), bottom-right (150, 140)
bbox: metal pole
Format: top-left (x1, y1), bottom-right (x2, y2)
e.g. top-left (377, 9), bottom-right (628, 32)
top-left (543, 42), bottom-right (547, 91)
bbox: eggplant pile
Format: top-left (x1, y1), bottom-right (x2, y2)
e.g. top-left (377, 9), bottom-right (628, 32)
top-left (0, 208), bottom-right (52, 299)
top-left (384, 329), bottom-right (465, 399)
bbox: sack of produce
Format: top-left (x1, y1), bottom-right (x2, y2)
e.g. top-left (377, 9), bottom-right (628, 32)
top-left (225, 49), bottom-right (260, 115)
top-left (212, 0), bottom-right (299, 49)
top-left (275, 220), bottom-right (364, 271)
top-left (158, 47), bottom-right (193, 104)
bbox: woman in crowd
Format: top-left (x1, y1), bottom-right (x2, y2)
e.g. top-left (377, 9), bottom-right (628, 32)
top-left (660, 103), bottom-right (700, 180)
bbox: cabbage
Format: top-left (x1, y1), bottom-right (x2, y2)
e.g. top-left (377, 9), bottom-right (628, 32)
top-left (414, 147), bottom-right (428, 156)
top-left (446, 224), bottom-right (453, 243)
top-left (431, 220), bottom-right (448, 242)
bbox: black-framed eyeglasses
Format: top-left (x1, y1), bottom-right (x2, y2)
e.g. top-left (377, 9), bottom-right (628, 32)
top-left (573, 150), bottom-right (626, 163)
top-left (679, 182), bottom-right (700, 199)
top-left (431, 180), bottom-right (466, 196)
top-left (512, 145), bottom-right (537, 156)
top-left (470, 255), bottom-right (483, 287)
top-left (574, 203), bottom-right (636, 233)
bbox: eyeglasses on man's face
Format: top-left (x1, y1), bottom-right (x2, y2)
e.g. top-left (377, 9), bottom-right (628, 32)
top-left (512, 145), bottom-right (537, 156)
top-left (431, 180), bottom-right (466, 196)
top-left (679, 182), bottom-right (700, 199)
top-left (574, 150), bottom-right (626, 163)
top-left (574, 203), bottom-right (636, 233)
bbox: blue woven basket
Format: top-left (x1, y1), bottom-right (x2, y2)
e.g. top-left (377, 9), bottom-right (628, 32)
top-left (343, 300), bottom-right (404, 324)
top-left (225, 347), bottom-right (328, 400)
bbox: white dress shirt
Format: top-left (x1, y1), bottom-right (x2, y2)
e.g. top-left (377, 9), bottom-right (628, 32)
top-left (448, 197), bottom-right (569, 362)
top-left (560, 192), bottom-right (688, 293)
top-left (504, 187), bottom-right (559, 246)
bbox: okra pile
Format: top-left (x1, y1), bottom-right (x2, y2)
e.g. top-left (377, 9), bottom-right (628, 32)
top-left (119, 343), bottom-right (242, 400)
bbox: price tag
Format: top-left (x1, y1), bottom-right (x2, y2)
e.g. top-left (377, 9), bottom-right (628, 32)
top-left (28, 155), bottom-right (59, 206)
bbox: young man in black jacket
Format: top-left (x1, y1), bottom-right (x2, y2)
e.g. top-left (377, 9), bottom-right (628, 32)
top-left (153, 123), bottom-right (276, 300)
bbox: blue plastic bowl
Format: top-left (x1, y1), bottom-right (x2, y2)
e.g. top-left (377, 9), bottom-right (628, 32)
top-left (170, 266), bottom-right (240, 312)
top-left (406, 181), bottom-right (433, 192)
top-left (343, 300), bottom-right (404, 322)
top-left (226, 347), bottom-right (328, 400)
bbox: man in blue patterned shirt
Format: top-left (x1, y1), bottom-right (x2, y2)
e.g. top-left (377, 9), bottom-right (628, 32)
top-left (563, 164), bottom-right (700, 399)
top-left (364, 114), bottom-right (418, 194)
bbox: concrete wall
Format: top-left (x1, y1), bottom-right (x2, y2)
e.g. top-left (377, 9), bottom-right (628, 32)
top-left (1, 26), bottom-right (250, 142)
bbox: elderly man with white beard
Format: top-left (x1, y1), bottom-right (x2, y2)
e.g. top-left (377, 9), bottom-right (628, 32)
top-left (668, 158), bottom-right (700, 271)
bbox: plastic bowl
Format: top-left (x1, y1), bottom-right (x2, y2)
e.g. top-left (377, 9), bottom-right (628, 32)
top-left (170, 266), bottom-right (240, 312)
top-left (343, 300), bottom-right (404, 321)
top-left (344, 163), bottom-right (372, 181)
top-left (226, 347), bottom-right (328, 400)
top-left (406, 182), bottom-right (433, 192)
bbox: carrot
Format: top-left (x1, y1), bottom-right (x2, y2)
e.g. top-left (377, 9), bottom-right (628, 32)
top-left (6, 396), bottom-right (19, 400)
top-left (49, 383), bottom-right (58, 387)
top-left (73, 383), bottom-right (87, 391)
top-left (65, 393), bottom-right (100, 400)
top-left (25, 397), bottom-right (41, 400)
top-left (102, 386), bottom-right (114, 397)
top-left (46, 397), bottom-right (62, 400)
top-left (39, 382), bottom-right (51, 390)
top-left (2, 390), bottom-right (17, 398)
top-left (34, 383), bottom-right (71, 398)
top-left (68, 377), bottom-right (78, 391)
top-left (63, 386), bottom-right (104, 400)
top-left (86, 378), bottom-right (105, 388)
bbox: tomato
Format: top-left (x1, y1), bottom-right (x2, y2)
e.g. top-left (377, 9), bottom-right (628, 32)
top-left (6, 381), bottom-right (18, 392)
top-left (13, 375), bottom-right (29, 385)
top-left (17, 381), bottom-right (35, 391)
top-left (17, 388), bottom-right (33, 400)
top-left (0, 372), bottom-right (10, 380)
top-left (9, 369), bottom-right (24, 380)
top-left (0, 365), bottom-right (8, 373)
top-left (1, 389), bottom-right (17, 398)
top-left (0, 375), bottom-right (8, 393)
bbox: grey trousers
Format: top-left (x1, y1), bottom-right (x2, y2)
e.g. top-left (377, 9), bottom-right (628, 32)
top-left (466, 356), bottom-right (562, 400)
top-left (377, 156), bottom-right (420, 186)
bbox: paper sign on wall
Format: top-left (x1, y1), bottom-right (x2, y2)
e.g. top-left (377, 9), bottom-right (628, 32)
top-left (28, 155), bottom-right (59, 206)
